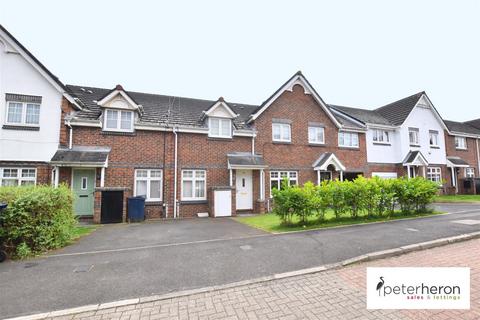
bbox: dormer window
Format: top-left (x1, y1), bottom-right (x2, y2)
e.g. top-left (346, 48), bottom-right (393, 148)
top-left (104, 109), bottom-right (134, 132)
top-left (208, 117), bottom-right (232, 138)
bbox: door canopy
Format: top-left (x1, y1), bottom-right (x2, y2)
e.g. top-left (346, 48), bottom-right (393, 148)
top-left (313, 153), bottom-right (346, 171)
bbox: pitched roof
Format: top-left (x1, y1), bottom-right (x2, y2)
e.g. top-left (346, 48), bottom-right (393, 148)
top-left (67, 85), bottom-right (258, 129)
top-left (329, 105), bottom-right (391, 126)
top-left (403, 150), bottom-right (428, 165)
top-left (0, 24), bottom-right (66, 92)
top-left (375, 92), bottom-right (424, 126)
top-left (444, 120), bottom-right (480, 136)
top-left (447, 156), bottom-right (470, 167)
top-left (465, 118), bottom-right (480, 130)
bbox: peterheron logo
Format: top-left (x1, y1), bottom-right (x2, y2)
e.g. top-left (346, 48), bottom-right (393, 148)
top-left (367, 267), bottom-right (470, 309)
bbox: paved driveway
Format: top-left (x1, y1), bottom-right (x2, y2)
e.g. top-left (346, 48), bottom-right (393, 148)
top-left (1, 204), bottom-right (479, 318)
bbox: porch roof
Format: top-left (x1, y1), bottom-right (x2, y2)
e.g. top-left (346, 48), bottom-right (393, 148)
top-left (403, 150), bottom-right (428, 166)
top-left (227, 152), bottom-right (267, 169)
top-left (50, 146), bottom-right (110, 167)
top-left (447, 156), bottom-right (470, 168)
top-left (312, 152), bottom-right (346, 171)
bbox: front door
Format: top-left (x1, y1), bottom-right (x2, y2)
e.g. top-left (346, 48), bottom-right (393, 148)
top-left (72, 169), bottom-right (96, 216)
top-left (236, 170), bottom-right (253, 210)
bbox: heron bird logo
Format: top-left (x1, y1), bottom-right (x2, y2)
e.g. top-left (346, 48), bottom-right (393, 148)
top-left (376, 276), bottom-right (385, 296)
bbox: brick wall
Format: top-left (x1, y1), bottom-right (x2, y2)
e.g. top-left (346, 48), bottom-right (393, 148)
top-left (444, 131), bottom-right (479, 179)
top-left (252, 84), bottom-right (368, 196)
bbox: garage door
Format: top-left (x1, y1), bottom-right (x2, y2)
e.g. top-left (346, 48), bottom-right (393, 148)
top-left (372, 172), bottom-right (398, 179)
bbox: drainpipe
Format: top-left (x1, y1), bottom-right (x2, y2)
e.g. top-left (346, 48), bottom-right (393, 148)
top-left (251, 131), bottom-right (256, 154)
top-left (173, 126), bottom-right (179, 219)
top-left (477, 139), bottom-right (480, 178)
top-left (66, 119), bottom-right (73, 149)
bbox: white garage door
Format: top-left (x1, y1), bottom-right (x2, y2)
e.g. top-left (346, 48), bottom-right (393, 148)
top-left (372, 172), bottom-right (398, 179)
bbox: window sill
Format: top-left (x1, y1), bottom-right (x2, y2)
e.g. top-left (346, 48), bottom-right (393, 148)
top-left (455, 148), bottom-right (468, 151)
top-left (272, 141), bottom-right (292, 145)
top-left (338, 146), bottom-right (360, 150)
top-left (2, 125), bottom-right (40, 131)
top-left (410, 144), bottom-right (420, 147)
top-left (308, 142), bottom-right (326, 147)
top-left (145, 201), bottom-right (163, 206)
top-left (102, 131), bottom-right (136, 136)
top-left (207, 137), bottom-right (233, 141)
top-left (180, 200), bottom-right (208, 205)
top-left (430, 145), bottom-right (440, 149)
top-left (373, 142), bottom-right (391, 146)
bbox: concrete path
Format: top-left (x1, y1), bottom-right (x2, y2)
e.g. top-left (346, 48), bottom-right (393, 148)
top-left (1, 204), bottom-right (479, 318)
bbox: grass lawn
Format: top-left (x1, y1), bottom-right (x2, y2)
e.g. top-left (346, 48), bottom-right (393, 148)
top-left (435, 195), bottom-right (480, 203)
top-left (234, 210), bottom-right (443, 233)
top-left (70, 225), bottom-right (97, 242)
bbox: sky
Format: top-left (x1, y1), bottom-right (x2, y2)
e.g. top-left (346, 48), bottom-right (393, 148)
top-left (1, 0), bottom-right (479, 121)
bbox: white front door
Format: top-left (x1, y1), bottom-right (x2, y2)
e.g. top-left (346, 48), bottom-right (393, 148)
top-left (236, 170), bottom-right (253, 210)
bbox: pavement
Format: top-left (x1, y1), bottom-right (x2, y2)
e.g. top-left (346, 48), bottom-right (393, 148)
top-left (38, 238), bottom-right (480, 320)
top-left (1, 203), bottom-right (479, 318)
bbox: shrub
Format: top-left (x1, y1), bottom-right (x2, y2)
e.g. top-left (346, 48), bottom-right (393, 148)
top-left (271, 176), bottom-right (439, 225)
top-left (0, 184), bottom-right (76, 258)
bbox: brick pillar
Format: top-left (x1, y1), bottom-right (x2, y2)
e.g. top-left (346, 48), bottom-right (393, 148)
top-left (93, 190), bottom-right (102, 223)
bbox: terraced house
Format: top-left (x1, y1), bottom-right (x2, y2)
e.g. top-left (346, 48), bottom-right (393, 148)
top-left (1, 24), bottom-right (480, 223)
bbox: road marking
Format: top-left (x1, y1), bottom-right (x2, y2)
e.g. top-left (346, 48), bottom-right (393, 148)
top-left (240, 245), bottom-right (252, 251)
top-left (405, 228), bottom-right (419, 232)
top-left (451, 219), bottom-right (480, 225)
top-left (47, 233), bottom-right (272, 258)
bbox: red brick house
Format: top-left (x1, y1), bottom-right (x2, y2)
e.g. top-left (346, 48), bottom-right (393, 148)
top-left (51, 72), bottom-right (369, 222)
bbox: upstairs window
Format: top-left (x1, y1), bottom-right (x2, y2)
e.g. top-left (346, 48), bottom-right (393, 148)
top-left (308, 126), bottom-right (325, 144)
top-left (409, 128), bottom-right (419, 146)
top-left (429, 130), bottom-right (439, 147)
top-left (6, 101), bottom-right (41, 126)
top-left (372, 129), bottom-right (390, 144)
top-left (104, 109), bottom-right (134, 132)
top-left (134, 169), bottom-right (163, 201)
top-left (208, 117), bottom-right (231, 138)
top-left (455, 136), bottom-right (467, 150)
top-left (338, 131), bottom-right (359, 148)
top-left (272, 123), bottom-right (291, 142)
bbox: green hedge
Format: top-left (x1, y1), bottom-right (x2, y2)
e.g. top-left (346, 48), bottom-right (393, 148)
top-left (0, 185), bottom-right (77, 258)
top-left (272, 177), bottom-right (439, 225)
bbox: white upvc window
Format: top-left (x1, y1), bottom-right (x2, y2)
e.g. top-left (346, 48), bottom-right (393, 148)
top-left (104, 109), bottom-right (134, 132)
top-left (270, 171), bottom-right (298, 196)
top-left (208, 117), bottom-right (232, 138)
top-left (429, 130), bottom-right (439, 147)
top-left (409, 128), bottom-right (419, 146)
top-left (372, 129), bottom-right (390, 144)
top-left (5, 101), bottom-right (41, 126)
top-left (181, 170), bottom-right (206, 201)
top-left (338, 131), bottom-right (359, 148)
top-left (0, 168), bottom-right (36, 186)
top-left (426, 167), bottom-right (442, 183)
top-left (466, 167), bottom-right (475, 178)
top-left (134, 169), bottom-right (163, 201)
top-left (308, 126), bottom-right (325, 144)
top-left (455, 136), bottom-right (467, 150)
top-left (272, 123), bottom-right (291, 142)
